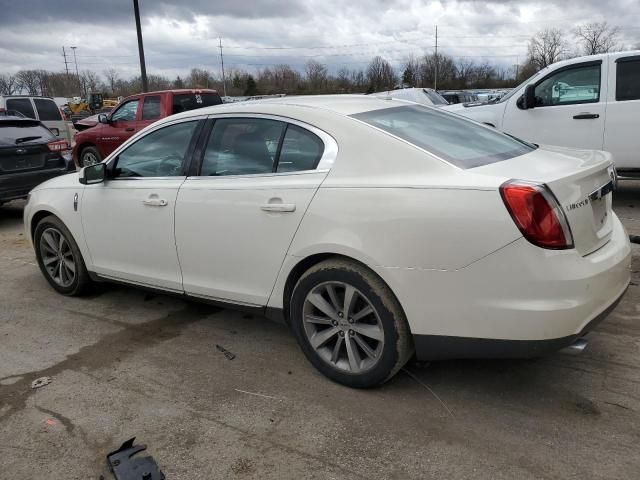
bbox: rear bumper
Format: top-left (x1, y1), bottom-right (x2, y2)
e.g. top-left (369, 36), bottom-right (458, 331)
top-left (412, 286), bottom-right (626, 360)
top-left (0, 167), bottom-right (71, 202)
top-left (375, 213), bottom-right (631, 359)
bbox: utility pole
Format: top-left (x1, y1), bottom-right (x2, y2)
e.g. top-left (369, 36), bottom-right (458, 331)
top-left (219, 38), bottom-right (227, 97)
top-left (70, 46), bottom-right (82, 97)
top-left (434, 25), bottom-right (438, 91)
top-left (133, 0), bottom-right (148, 92)
top-left (62, 46), bottom-right (69, 75)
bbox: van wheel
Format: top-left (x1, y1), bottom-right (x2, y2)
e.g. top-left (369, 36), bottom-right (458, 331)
top-left (80, 146), bottom-right (101, 167)
top-left (34, 215), bottom-right (91, 296)
top-left (290, 259), bottom-right (413, 388)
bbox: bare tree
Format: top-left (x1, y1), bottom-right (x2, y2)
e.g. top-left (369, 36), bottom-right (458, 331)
top-left (401, 55), bottom-right (421, 87)
top-left (103, 68), bottom-right (120, 96)
top-left (366, 56), bottom-right (396, 92)
top-left (16, 70), bottom-right (41, 95)
top-left (0, 74), bottom-right (18, 95)
top-left (527, 28), bottom-right (567, 69)
top-left (304, 60), bottom-right (328, 93)
top-left (574, 22), bottom-right (620, 55)
top-left (422, 53), bottom-right (456, 88)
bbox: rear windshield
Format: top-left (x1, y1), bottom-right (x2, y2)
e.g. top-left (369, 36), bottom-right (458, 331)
top-left (0, 121), bottom-right (54, 146)
top-left (34, 98), bottom-right (62, 121)
top-left (6, 98), bottom-right (36, 119)
top-left (172, 93), bottom-right (222, 114)
top-left (351, 105), bottom-right (535, 169)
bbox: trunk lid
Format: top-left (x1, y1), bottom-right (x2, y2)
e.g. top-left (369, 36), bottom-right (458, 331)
top-left (473, 145), bottom-right (615, 256)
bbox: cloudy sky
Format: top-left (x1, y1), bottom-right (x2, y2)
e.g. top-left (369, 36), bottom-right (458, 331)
top-left (1, 0), bottom-right (639, 79)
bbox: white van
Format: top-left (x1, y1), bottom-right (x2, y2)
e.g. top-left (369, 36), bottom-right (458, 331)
top-left (443, 51), bottom-right (640, 176)
top-left (0, 95), bottom-right (72, 144)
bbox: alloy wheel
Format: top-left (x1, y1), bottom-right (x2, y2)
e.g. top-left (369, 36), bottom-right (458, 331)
top-left (82, 151), bottom-right (98, 167)
top-left (39, 227), bottom-right (76, 288)
top-left (302, 281), bottom-right (385, 374)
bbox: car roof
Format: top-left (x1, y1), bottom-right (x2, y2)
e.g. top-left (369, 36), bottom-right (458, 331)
top-left (170, 94), bottom-right (413, 120)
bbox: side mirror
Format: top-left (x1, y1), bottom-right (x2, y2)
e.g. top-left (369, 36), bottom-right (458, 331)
top-left (79, 163), bottom-right (106, 185)
top-left (98, 113), bottom-right (109, 124)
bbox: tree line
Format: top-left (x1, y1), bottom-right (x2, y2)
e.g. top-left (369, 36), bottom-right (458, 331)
top-left (0, 22), bottom-right (630, 99)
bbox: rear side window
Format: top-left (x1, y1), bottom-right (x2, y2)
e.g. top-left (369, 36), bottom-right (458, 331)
top-left (276, 125), bottom-right (324, 173)
top-left (351, 105), bottom-right (535, 169)
top-left (616, 58), bottom-right (640, 101)
top-left (6, 99), bottom-right (35, 119)
top-left (142, 96), bottom-right (161, 120)
top-left (34, 99), bottom-right (62, 121)
top-left (201, 118), bottom-right (285, 176)
top-left (172, 93), bottom-right (222, 114)
top-left (0, 121), bottom-right (54, 146)
top-left (423, 90), bottom-right (448, 106)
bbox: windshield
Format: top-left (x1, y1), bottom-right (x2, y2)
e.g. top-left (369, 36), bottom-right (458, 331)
top-left (351, 104), bottom-right (535, 169)
top-left (423, 89), bottom-right (449, 106)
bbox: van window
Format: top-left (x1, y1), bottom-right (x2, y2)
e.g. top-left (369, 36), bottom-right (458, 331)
top-left (616, 58), bottom-right (640, 101)
top-left (34, 98), bottom-right (62, 121)
top-left (534, 64), bottom-right (601, 106)
top-left (6, 98), bottom-right (36, 119)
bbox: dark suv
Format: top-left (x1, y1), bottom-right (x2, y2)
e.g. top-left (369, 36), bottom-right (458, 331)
top-left (0, 115), bottom-right (73, 205)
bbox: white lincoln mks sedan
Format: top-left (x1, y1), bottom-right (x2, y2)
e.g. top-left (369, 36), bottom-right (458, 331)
top-left (24, 95), bottom-right (631, 388)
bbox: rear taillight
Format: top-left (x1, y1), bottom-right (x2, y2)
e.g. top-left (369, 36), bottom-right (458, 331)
top-left (500, 180), bottom-right (574, 250)
top-left (47, 140), bottom-right (70, 152)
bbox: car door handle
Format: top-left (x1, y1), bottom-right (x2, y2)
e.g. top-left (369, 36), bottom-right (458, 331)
top-left (573, 113), bottom-right (599, 119)
top-left (143, 198), bottom-right (168, 207)
top-left (261, 203), bottom-right (296, 213)
top-left (125, 127), bottom-right (135, 132)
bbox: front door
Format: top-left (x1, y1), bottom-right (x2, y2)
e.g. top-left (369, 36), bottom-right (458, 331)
top-left (175, 116), bottom-right (332, 306)
top-left (503, 60), bottom-right (607, 150)
top-left (81, 119), bottom-right (201, 291)
top-left (101, 98), bottom-right (140, 156)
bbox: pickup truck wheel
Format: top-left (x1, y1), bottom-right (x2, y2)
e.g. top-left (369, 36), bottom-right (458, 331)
top-left (80, 146), bottom-right (101, 167)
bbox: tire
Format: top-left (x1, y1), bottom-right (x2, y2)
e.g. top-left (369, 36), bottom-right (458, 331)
top-left (34, 215), bottom-right (91, 296)
top-left (80, 146), bottom-right (101, 167)
top-left (290, 258), bottom-right (413, 388)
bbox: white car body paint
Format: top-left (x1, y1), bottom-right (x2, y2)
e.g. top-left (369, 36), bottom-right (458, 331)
top-left (442, 50), bottom-right (640, 171)
top-left (25, 95), bottom-right (631, 360)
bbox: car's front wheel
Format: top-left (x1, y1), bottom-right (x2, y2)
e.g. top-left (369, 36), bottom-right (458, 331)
top-left (34, 215), bottom-right (91, 296)
top-left (290, 259), bottom-right (413, 388)
top-left (80, 146), bottom-right (101, 167)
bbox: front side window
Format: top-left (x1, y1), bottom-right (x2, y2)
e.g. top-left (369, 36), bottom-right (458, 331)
top-left (142, 96), bottom-right (161, 120)
top-left (201, 118), bottom-right (285, 176)
top-left (34, 99), bottom-right (62, 121)
top-left (6, 98), bottom-right (35, 119)
top-left (616, 58), bottom-right (640, 101)
top-left (111, 99), bottom-right (139, 122)
top-left (351, 105), bottom-right (535, 169)
top-left (114, 121), bottom-right (198, 178)
top-left (534, 64), bottom-right (601, 107)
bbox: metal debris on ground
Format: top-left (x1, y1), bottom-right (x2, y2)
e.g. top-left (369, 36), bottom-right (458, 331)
top-left (31, 376), bottom-right (51, 389)
top-left (215, 344), bottom-right (236, 360)
top-left (107, 438), bottom-right (164, 480)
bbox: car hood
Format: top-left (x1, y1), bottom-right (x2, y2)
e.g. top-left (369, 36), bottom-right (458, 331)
top-left (32, 171), bottom-right (81, 191)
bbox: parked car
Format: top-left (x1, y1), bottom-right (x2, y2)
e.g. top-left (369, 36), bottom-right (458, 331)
top-left (443, 51), bottom-right (640, 176)
top-left (0, 115), bottom-right (73, 205)
top-left (439, 91), bottom-right (480, 104)
top-left (72, 89), bottom-right (223, 167)
top-left (372, 87), bottom-right (449, 107)
top-left (0, 95), bottom-right (73, 143)
top-left (24, 96), bottom-right (630, 388)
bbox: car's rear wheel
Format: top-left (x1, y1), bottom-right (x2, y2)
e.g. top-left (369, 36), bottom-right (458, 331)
top-left (290, 259), bottom-right (413, 388)
top-left (80, 146), bottom-right (101, 167)
top-left (34, 215), bottom-right (91, 296)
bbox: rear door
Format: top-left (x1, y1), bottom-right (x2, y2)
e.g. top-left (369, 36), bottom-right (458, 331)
top-left (101, 98), bottom-right (140, 156)
top-left (137, 94), bottom-right (163, 132)
top-left (175, 115), bottom-right (335, 306)
top-left (502, 60), bottom-right (607, 150)
top-left (603, 54), bottom-right (640, 170)
top-left (33, 98), bottom-right (68, 142)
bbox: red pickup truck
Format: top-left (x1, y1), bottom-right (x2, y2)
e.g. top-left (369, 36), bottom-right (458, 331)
top-left (72, 89), bottom-right (222, 167)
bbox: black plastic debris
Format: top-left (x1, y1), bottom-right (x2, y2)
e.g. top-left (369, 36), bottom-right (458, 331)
top-left (107, 438), bottom-right (164, 480)
top-left (216, 344), bottom-right (236, 360)
top-left (630, 235), bottom-right (640, 244)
